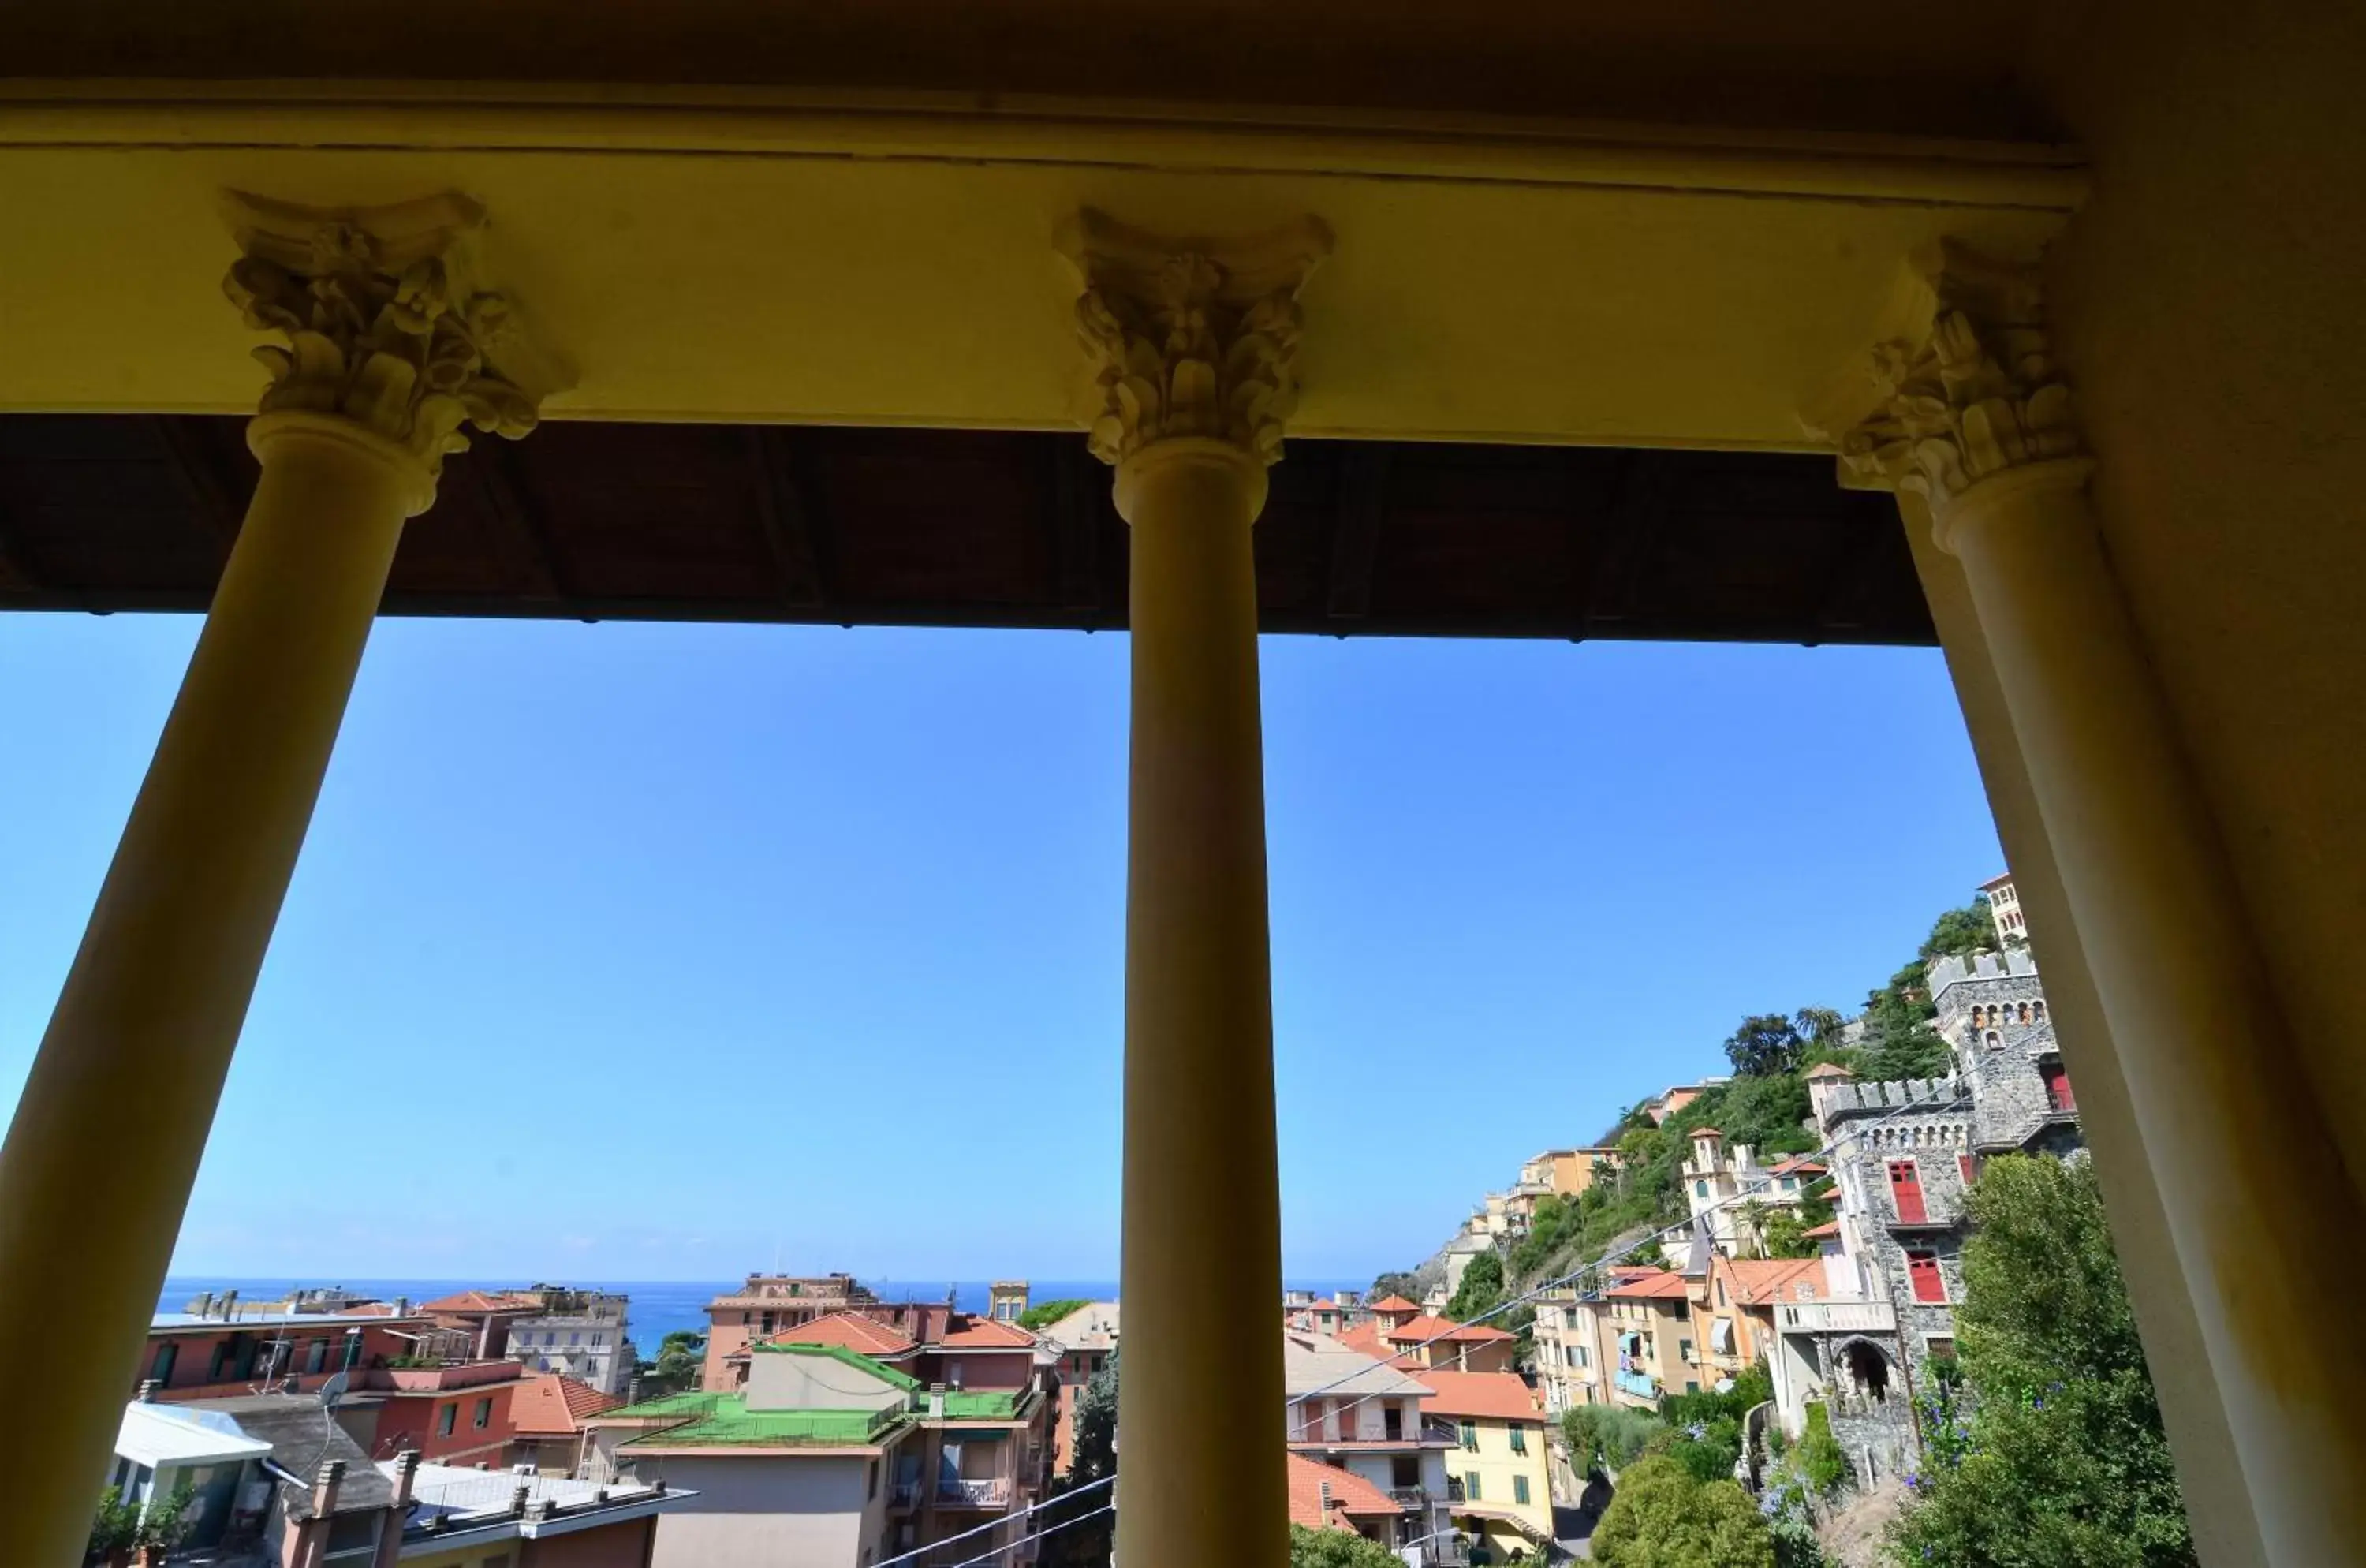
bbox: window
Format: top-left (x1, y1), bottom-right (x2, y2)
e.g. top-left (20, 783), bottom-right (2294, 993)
top-left (1925, 1335), bottom-right (1957, 1361)
top-left (1508, 1424), bottom-right (1527, 1454)
top-left (1780, 1176), bottom-right (1797, 1192)
top-left (1694, 1180), bottom-right (1708, 1198)
top-left (473, 1397), bottom-right (493, 1430)
top-left (1907, 1251), bottom-right (1946, 1305)
top-left (1465, 1472), bottom-right (1481, 1502)
top-left (1715, 1280), bottom-right (1726, 1306)
top-left (868, 1459), bottom-right (879, 1499)
top-left (1958, 1154), bottom-right (1978, 1187)
top-left (1684, 1380), bottom-right (1699, 1394)
top-left (1887, 1161), bottom-right (1928, 1224)
top-left (1575, 1345), bottom-right (1588, 1368)
top-left (2017, 1002), bottom-right (2031, 1024)
top-left (150, 1343), bottom-right (177, 1385)
top-left (436, 1403), bottom-right (457, 1438)
top-left (1513, 1474), bottom-right (1532, 1506)
top-left (569, 1331), bottom-right (580, 1346)
top-left (306, 1338), bottom-right (328, 1375)
top-left (1985, 1030), bottom-right (2002, 1050)
top-left (759, 1312), bottom-right (775, 1335)
top-left (1461, 1421), bottom-right (1480, 1451)
top-left (1679, 1339), bottom-right (1694, 1364)
top-left (2042, 1062), bottom-right (2077, 1112)
top-left (2033, 1000), bottom-right (2047, 1021)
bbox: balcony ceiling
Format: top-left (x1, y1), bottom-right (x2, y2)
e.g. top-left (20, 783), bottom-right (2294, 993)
top-left (0, 418), bottom-right (1931, 646)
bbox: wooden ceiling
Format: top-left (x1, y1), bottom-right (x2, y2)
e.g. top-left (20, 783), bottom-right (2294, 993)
top-left (0, 416), bottom-right (1931, 646)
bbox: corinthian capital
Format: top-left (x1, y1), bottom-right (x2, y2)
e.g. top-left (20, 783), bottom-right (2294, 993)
top-left (222, 191), bottom-right (562, 475)
top-left (1058, 210), bottom-right (1330, 469)
top-left (1819, 241), bottom-right (2084, 513)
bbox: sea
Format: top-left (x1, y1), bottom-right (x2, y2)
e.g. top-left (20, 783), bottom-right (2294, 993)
top-left (159, 1276), bottom-right (1371, 1348)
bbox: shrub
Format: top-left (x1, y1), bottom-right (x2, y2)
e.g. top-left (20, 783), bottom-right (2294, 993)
top-left (1562, 1403), bottom-right (1663, 1472)
top-left (1590, 1455), bottom-right (1774, 1568)
top-left (1797, 1402), bottom-right (1848, 1495)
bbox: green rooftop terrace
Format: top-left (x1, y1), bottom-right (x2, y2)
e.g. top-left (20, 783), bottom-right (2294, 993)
top-left (602, 1391), bottom-right (905, 1448)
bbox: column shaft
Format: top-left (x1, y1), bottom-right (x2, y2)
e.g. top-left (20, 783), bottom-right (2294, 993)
top-left (0, 413), bottom-right (422, 1567)
top-left (1942, 461), bottom-right (2366, 1564)
top-left (1115, 439), bottom-right (1287, 1568)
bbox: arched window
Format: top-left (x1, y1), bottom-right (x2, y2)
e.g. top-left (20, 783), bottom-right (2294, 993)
top-left (2017, 1002), bottom-right (2031, 1025)
top-left (1984, 1030), bottom-right (2002, 1050)
top-left (2033, 1000), bottom-right (2047, 1021)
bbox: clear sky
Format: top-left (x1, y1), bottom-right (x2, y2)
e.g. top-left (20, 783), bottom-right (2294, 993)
top-left (0, 612), bottom-right (2001, 1284)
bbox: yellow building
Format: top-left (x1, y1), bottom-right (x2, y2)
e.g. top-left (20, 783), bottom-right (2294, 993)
top-left (0, 6), bottom-right (2361, 1566)
top-left (1416, 1372), bottom-right (1555, 1563)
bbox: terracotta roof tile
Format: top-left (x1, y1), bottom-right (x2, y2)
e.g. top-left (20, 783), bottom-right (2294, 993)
top-left (934, 1315), bottom-right (1036, 1350)
top-left (1605, 1271), bottom-right (1691, 1301)
top-left (1366, 1295), bottom-right (1421, 1313)
top-left (1410, 1371), bottom-right (1543, 1421)
top-left (1720, 1259), bottom-right (1832, 1305)
top-left (1804, 1221), bottom-right (1841, 1238)
top-left (509, 1373), bottom-right (624, 1436)
top-left (1286, 1454), bottom-right (1402, 1529)
top-left (418, 1290), bottom-right (544, 1315)
top-left (767, 1311), bottom-right (919, 1358)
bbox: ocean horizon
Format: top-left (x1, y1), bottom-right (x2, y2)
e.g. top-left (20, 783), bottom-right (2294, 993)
top-left (160, 1275), bottom-right (1375, 1349)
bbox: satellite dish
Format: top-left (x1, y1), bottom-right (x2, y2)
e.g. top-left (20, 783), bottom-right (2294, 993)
top-left (319, 1370), bottom-right (349, 1413)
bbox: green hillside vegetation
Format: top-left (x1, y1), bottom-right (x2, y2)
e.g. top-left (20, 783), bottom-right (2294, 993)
top-left (1497, 901), bottom-right (1993, 1301)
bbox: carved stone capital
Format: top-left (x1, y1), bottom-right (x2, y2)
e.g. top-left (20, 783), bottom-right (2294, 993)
top-left (1058, 209), bottom-right (1330, 471)
top-left (221, 191), bottom-right (563, 478)
top-left (1819, 241), bottom-right (2084, 515)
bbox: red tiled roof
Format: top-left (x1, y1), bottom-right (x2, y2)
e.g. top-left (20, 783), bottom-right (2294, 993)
top-left (1307, 1298), bottom-right (1341, 1311)
top-left (1366, 1295), bottom-right (1420, 1313)
top-left (934, 1315), bottom-right (1036, 1350)
top-left (1804, 1221), bottom-right (1841, 1238)
top-left (419, 1290), bottom-right (544, 1314)
top-left (1606, 1271), bottom-right (1691, 1301)
top-left (1378, 1313), bottom-right (1513, 1344)
top-left (509, 1372), bottom-right (624, 1436)
top-left (1803, 1063), bottom-right (1855, 1081)
top-left (768, 1310), bottom-right (920, 1358)
top-left (1411, 1371), bottom-right (1543, 1421)
top-left (1688, 1126), bottom-right (1722, 1137)
top-left (1770, 1158), bottom-right (1828, 1177)
top-left (1719, 1259), bottom-right (1830, 1306)
top-left (1286, 1454), bottom-right (1402, 1529)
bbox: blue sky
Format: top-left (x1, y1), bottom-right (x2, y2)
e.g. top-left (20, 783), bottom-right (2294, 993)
top-left (0, 613), bottom-right (2000, 1284)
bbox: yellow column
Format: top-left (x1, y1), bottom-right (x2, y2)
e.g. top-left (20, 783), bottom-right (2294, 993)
top-left (1835, 244), bottom-right (2366, 1565)
top-left (1063, 211), bottom-right (1327, 1568)
top-left (0, 193), bottom-right (545, 1568)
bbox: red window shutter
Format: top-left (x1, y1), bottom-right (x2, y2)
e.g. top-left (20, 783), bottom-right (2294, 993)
top-left (1957, 1154), bottom-right (1976, 1187)
top-left (1907, 1252), bottom-right (1946, 1305)
top-left (2043, 1062), bottom-right (2077, 1112)
top-left (1887, 1161), bottom-right (1928, 1224)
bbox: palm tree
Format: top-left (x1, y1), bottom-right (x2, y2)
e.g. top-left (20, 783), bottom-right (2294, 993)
top-left (1794, 1006), bottom-right (1846, 1051)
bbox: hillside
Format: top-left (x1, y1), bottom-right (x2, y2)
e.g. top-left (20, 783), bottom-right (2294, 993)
top-left (1379, 898), bottom-right (2002, 1319)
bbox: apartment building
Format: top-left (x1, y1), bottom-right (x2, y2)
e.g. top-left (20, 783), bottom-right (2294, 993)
top-left (506, 1372), bottom-right (623, 1476)
top-left (591, 1309), bottom-right (1057, 1567)
top-left (1678, 1126), bottom-right (1827, 1256)
top-left (1600, 1270), bottom-right (1697, 1406)
top-left (503, 1290), bottom-right (639, 1396)
top-left (1282, 1332), bottom-right (1457, 1566)
top-left (1341, 1297), bottom-right (1517, 1375)
top-left (1416, 1371), bottom-right (1554, 1562)
top-left (1033, 1299), bottom-right (1118, 1474)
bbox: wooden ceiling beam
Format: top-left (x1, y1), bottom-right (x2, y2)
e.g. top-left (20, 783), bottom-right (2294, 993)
top-left (1325, 444), bottom-right (1391, 625)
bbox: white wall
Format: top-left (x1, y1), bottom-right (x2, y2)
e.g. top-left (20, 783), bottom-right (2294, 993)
top-left (643, 1453), bottom-right (888, 1568)
top-left (745, 1353), bottom-right (908, 1413)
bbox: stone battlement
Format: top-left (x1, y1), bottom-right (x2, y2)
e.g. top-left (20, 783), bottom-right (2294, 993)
top-left (1926, 947), bottom-right (2039, 998)
top-left (1815, 1076), bottom-right (1963, 1122)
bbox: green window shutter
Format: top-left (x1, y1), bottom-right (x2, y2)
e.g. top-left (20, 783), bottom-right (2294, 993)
top-left (1509, 1424), bottom-right (1527, 1454)
top-left (1462, 1421), bottom-right (1479, 1450)
top-left (1514, 1475), bottom-right (1532, 1506)
top-left (1465, 1471), bottom-right (1481, 1502)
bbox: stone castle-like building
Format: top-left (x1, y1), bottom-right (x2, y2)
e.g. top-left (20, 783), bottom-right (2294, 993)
top-left (1767, 938), bottom-right (2084, 1483)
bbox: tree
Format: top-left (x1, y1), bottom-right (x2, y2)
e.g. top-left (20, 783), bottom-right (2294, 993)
top-left (1017, 1297), bottom-right (1091, 1331)
top-left (1920, 899), bottom-right (1997, 961)
top-left (1887, 1155), bottom-right (2196, 1567)
top-left (1563, 1404), bottom-right (1663, 1472)
top-left (641, 1329), bottom-right (704, 1394)
top-left (1446, 1251), bottom-right (1505, 1322)
top-left (1722, 1014), bottom-right (1804, 1078)
top-left (1289, 1525), bottom-right (1407, 1568)
top-left (1756, 1207), bottom-right (1819, 1260)
top-left (1590, 1455), bottom-right (1774, 1568)
top-left (1369, 1271), bottom-right (1421, 1303)
top-left (1793, 1006), bottom-right (1847, 1051)
top-left (87, 1486), bottom-right (139, 1564)
top-left (1039, 1353), bottom-right (1120, 1566)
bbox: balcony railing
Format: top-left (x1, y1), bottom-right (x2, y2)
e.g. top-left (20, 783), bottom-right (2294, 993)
top-left (1389, 1487), bottom-right (1433, 1510)
top-left (1614, 1370), bottom-right (1658, 1399)
top-left (938, 1477), bottom-right (1011, 1507)
top-left (889, 1479), bottom-right (920, 1509)
top-left (1774, 1300), bottom-right (1897, 1335)
top-left (1420, 1419), bottom-right (1460, 1447)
